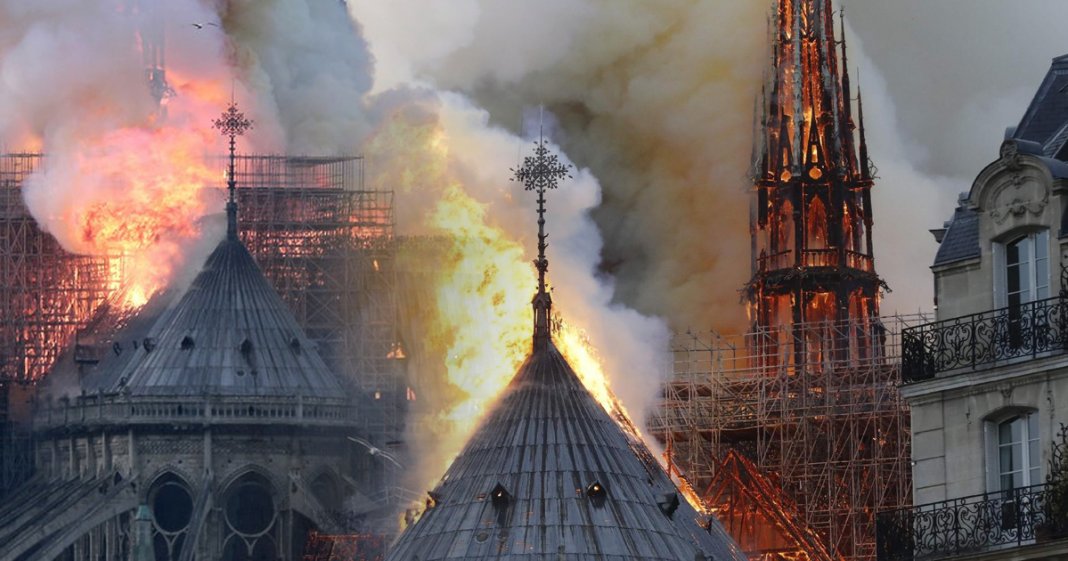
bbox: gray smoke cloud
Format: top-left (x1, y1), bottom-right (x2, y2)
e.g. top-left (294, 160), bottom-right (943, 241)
top-left (352, 0), bottom-right (1068, 325)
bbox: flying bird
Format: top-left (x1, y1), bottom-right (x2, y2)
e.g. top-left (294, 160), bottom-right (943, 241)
top-left (191, 22), bottom-right (219, 30)
top-left (347, 436), bottom-right (404, 469)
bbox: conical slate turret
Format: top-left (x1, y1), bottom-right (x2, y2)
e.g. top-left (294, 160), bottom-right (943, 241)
top-left (384, 138), bottom-right (744, 560)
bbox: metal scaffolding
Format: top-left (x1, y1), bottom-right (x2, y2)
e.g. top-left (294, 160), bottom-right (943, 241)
top-left (651, 314), bottom-right (928, 561)
top-left (0, 154), bottom-right (116, 385)
top-left (0, 153), bottom-right (403, 495)
top-left (231, 155), bottom-right (404, 438)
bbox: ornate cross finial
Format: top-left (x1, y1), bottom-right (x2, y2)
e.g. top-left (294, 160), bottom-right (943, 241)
top-left (511, 128), bottom-right (572, 350)
top-left (213, 101), bottom-right (253, 238)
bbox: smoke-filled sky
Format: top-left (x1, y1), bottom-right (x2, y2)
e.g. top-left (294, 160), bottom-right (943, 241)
top-left (352, 0), bottom-right (1068, 324)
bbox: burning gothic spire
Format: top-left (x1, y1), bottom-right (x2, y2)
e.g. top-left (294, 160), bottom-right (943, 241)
top-left (748, 0), bottom-right (884, 349)
top-left (511, 126), bottom-right (571, 350)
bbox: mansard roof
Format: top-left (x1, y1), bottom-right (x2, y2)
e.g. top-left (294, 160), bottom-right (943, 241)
top-left (1015, 54), bottom-right (1068, 156)
top-left (932, 203), bottom-right (981, 268)
top-left (385, 340), bottom-right (744, 561)
top-left (91, 235), bottom-right (346, 399)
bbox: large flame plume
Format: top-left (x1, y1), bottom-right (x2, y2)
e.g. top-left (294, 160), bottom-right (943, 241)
top-left (2, 0), bottom-right (236, 310)
top-left (24, 125), bottom-right (219, 308)
top-left (365, 96), bottom-right (662, 491)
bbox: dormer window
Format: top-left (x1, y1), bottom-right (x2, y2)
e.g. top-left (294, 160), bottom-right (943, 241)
top-left (995, 230), bottom-right (1050, 347)
top-left (996, 230), bottom-right (1050, 309)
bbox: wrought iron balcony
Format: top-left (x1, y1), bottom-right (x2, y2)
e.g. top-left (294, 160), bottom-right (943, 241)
top-left (876, 483), bottom-right (1068, 561)
top-left (901, 296), bottom-right (1068, 383)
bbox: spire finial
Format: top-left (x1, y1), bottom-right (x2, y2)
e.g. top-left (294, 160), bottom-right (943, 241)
top-left (213, 99), bottom-right (253, 239)
top-left (511, 112), bottom-right (572, 350)
top-left (857, 85), bottom-right (872, 182)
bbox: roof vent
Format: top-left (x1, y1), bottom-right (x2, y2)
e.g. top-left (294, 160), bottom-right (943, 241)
top-left (239, 338), bottom-right (254, 364)
top-left (180, 336), bottom-right (195, 350)
top-left (491, 483), bottom-right (510, 509)
top-left (586, 481), bottom-right (607, 508)
top-left (143, 338), bottom-right (156, 353)
top-left (112, 342), bottom-right (122, 356)
top-left (289, 337), bottom-right (301, 354)
top-left (658, 491), bottom-right (680, 518)
top-left (490, 483), bottom-right (511, 525)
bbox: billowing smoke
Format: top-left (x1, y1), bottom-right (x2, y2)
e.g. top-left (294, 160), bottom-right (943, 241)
top-left (1, 0), bottom-right (677, 501)
top-left (0, 0), bottom-right (233, 304)
top-left (352, 0), bottom-right (1068, 324)
top-left (353, 0), bottom-right (766, 332)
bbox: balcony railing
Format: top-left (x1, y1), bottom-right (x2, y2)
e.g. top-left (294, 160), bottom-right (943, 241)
top-left (757, 249), bottom-right (874, 273)
top-left (876, 483), bottom-right (1068, 561)
top-left (901, 296), bottom-right (1068, 383)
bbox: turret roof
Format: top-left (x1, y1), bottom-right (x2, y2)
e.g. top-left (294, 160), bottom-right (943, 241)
top-left (384, 339), bottom-right (743, 560)
top-left (89, 234), bottom-right (346, 399)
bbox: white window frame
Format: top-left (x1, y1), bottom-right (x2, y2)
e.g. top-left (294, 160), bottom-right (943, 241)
top-left (985, 410), bottom-right (1041, 493)
top-left (993, 229), bottom-right (1050, 309)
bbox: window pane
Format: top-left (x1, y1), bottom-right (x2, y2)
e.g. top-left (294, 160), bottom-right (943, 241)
top-left (1000, 419), bottom-right (1016, 443)
top-left (1018, 237), bottom-right (1032, 265)
top-left (1000, 444), bottom-right (1015, 472)
top-left (1002, 474), bottom-right (1014, 490)
top-left (1037, 257), bottom-right (1049, 291)
top-left (1008, 241), bottom-right (1021, 266)
top-left (1036, 230), bottom-right (1049, 260)
top-left (1029, 437), bottom-right (1040, 471)
top-left (1008, 264), bottom-right (1021, 294)
top-left (1014, 471), bottom-right (1024, 489)
top-left (1028, 414), bottom-right (1039, 437)
top-left (1018, 265), bottom-right (1031, 302)
top-left (1030, 466), bottom-right (1040, 487)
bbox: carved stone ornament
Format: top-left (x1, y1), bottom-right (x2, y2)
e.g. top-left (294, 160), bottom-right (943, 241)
top-left (1000, 140), bottom-right (1022, 171)
top-left (987, 171), bottom-right (1050, 225)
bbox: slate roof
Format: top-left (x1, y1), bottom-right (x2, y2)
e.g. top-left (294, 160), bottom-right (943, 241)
top-left (385, 340), bottom-right (744, 561)
top-left (1015, 54), bottom-right (1068, 153)
top-left (932, 204), bottom-right (981, 268)
top-left (89, 234), bottom-right (347, 399)
top-left (933, 54), bottom-right (1068, 269)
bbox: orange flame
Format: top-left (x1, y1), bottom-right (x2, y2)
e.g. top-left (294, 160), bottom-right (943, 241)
top-left (368, 107), bottom-right (646, 487)
top-left (38, 124), bottom-right (218, 309)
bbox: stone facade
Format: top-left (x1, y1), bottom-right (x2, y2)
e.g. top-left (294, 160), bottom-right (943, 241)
top-left (885, 56), bottom-right (1068, 561)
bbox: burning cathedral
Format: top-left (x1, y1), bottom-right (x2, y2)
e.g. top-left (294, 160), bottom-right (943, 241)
top-left (0, 1), bottom-right (919, 561)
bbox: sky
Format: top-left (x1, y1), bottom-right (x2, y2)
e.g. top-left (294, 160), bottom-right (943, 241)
top-left (848, 1), bottom-right (1068, 181)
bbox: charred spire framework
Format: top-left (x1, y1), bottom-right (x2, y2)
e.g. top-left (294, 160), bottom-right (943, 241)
top-left (748, 0), bottom-right (885, 345)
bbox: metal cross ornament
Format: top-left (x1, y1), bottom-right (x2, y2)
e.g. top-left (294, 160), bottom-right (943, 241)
top-left (213, 102), bottom-right (253, 237)
top-left (213, 102), bottom-right (253, 139)
top-left (511, 137), bottom-right (572, 297)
